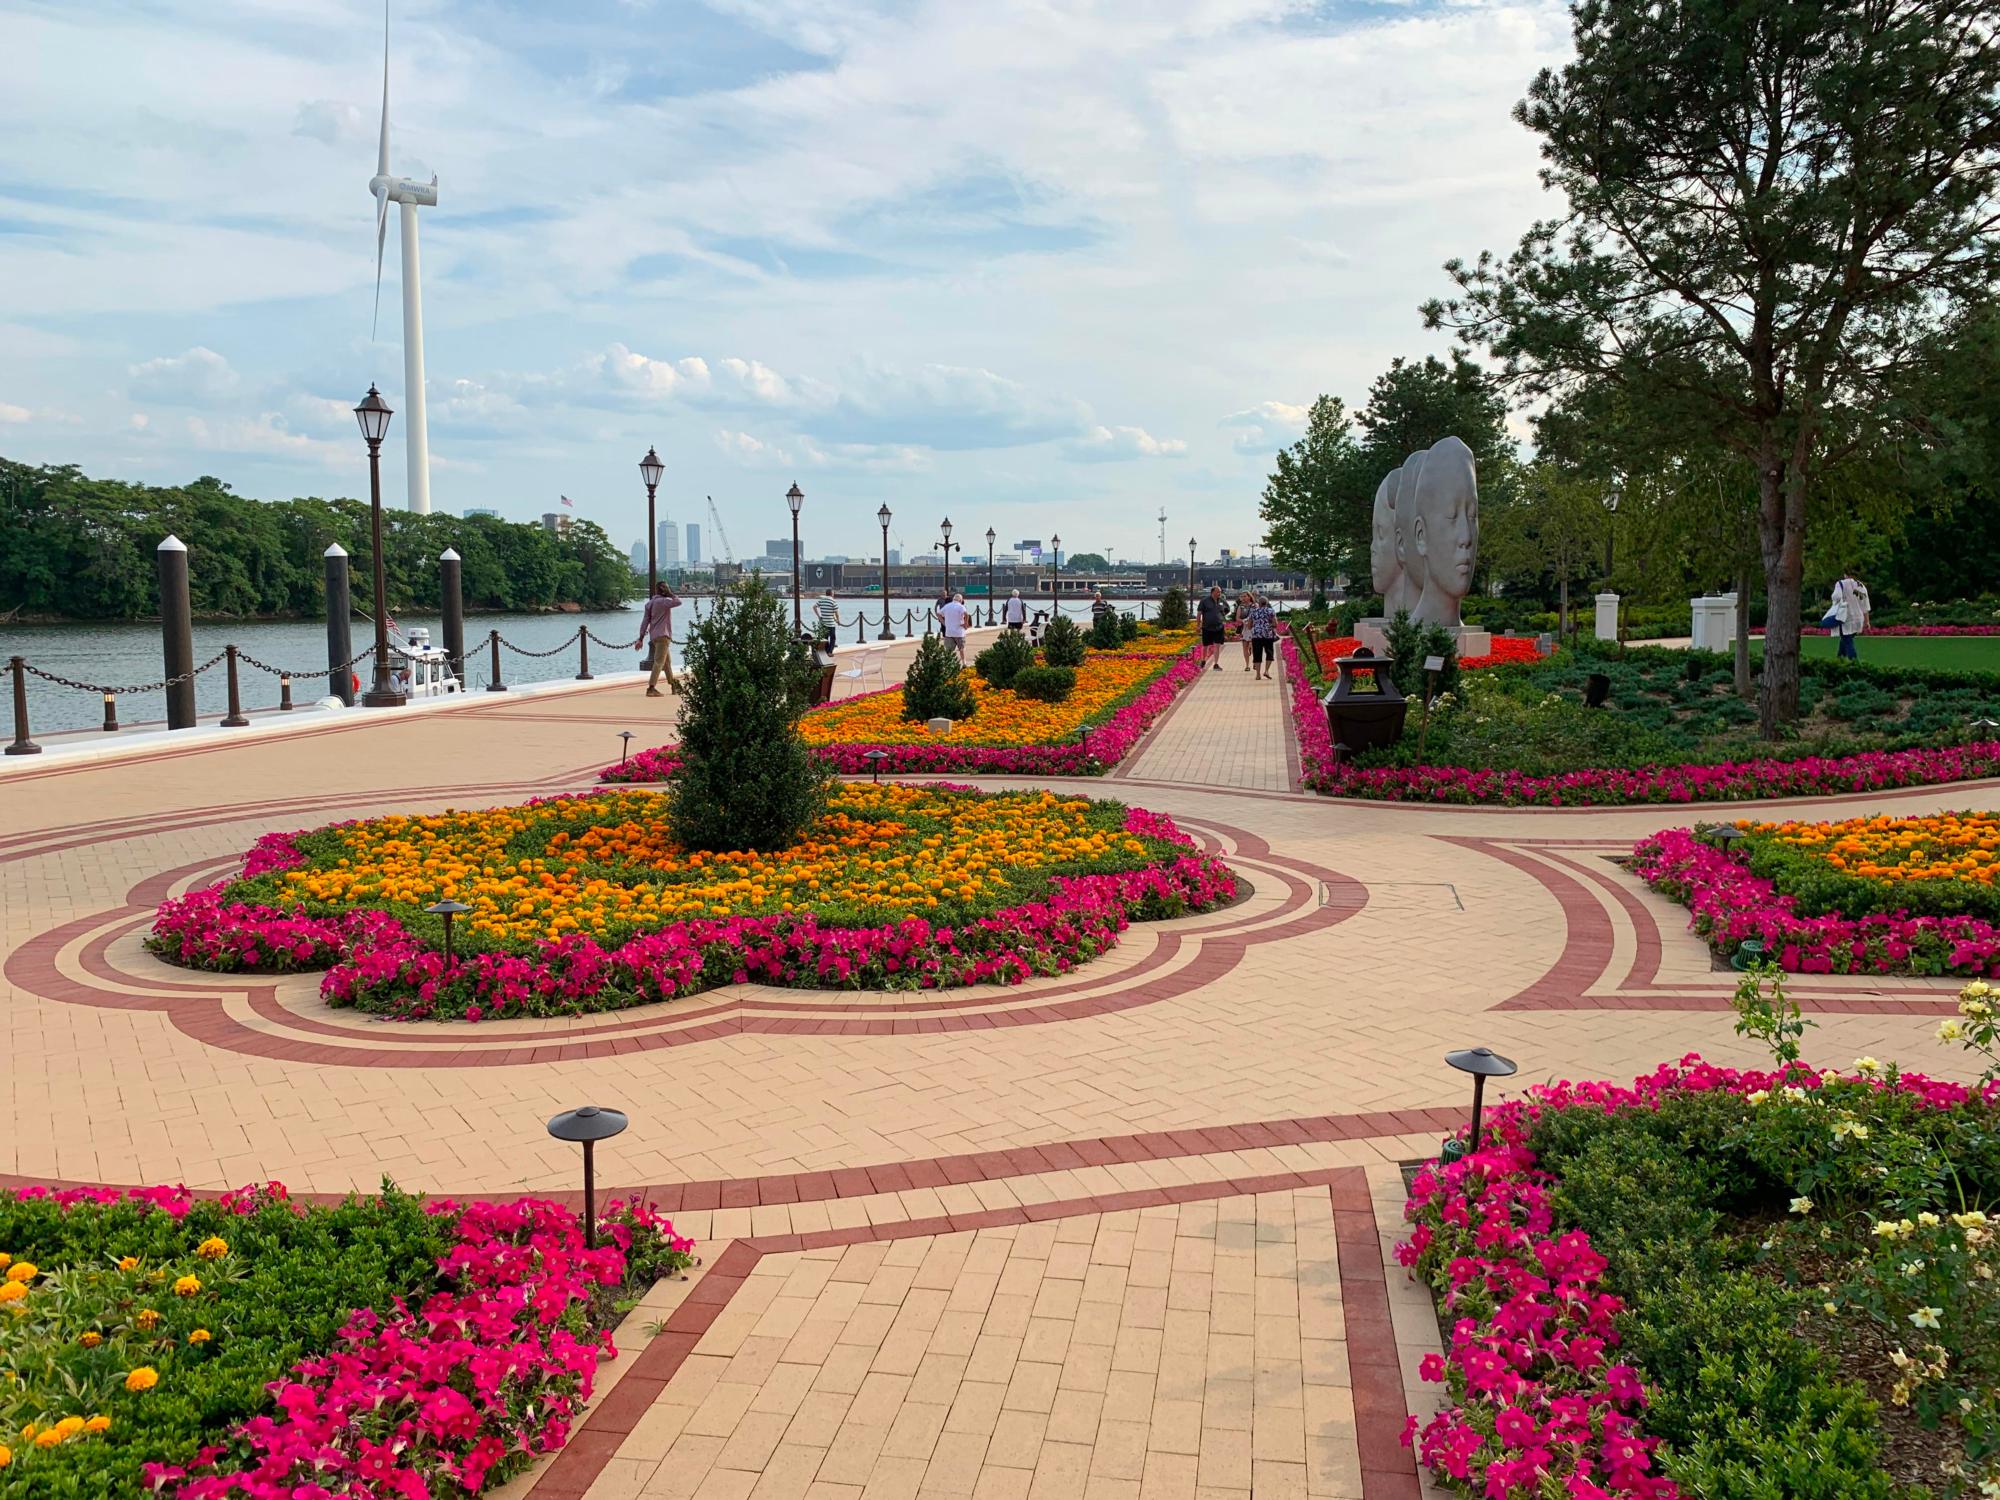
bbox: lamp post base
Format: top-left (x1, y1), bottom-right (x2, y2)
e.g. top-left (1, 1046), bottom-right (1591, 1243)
top-left (362, 684), bottom-right (408, 708)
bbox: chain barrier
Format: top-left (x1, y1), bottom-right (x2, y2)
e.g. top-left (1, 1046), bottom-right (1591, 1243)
top-left (236, 645), bottom-right (375, 679)
top-left (19, 651), bottom-right (227, 698)
top-left (584, 628), bottom-right (642, 651)
top-left (494, 627), bottom-right (586, 658)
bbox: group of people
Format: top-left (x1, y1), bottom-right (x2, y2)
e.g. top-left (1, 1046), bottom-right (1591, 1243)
top-left (1195, 586), bottom-right (1280, 679)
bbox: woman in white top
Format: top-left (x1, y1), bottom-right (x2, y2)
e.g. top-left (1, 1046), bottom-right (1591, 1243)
top-left (1830, 570), bottom-right (1871, 660)
top-left (1002, 590), bottom-right (1029, 632)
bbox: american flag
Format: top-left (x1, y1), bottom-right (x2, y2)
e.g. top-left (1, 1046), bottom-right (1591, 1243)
top-left (560, 494), bottom-right (575, 508)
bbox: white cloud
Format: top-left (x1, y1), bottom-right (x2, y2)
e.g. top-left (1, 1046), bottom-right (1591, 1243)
top-left (184, 412), bottom-right (349, 466)
top-left (0, 402), bottom-right (30, 424)
top-left (292, 98), bottom-right (368, 147)
top-left (1065, 424), bottom-right (1187, 462)
top-left (129, 348), bottom-right (240, 405)
top-left (1221, 398), bottom-right (1310, 453)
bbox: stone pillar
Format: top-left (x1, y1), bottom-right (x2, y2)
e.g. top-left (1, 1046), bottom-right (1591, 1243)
top-left (1712, 592), bottom-right (1739, 653)
top-left (1594, 592), bottom-right (1620, 642)
top-left (157, 535), bottom-right (196, 730)
top-left (440, 547), bottom-right (465, 685)
top-left (325, 543), bottom-right (355, 705)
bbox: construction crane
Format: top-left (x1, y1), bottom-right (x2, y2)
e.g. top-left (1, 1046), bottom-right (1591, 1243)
top-left (705, 495), bottom-right (736, 565)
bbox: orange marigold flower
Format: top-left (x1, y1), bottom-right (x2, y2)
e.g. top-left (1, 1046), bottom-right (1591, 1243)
top-left (124, 1367), bottom-right (159, 1393)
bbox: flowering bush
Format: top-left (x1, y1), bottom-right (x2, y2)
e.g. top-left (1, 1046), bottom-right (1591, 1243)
top-left (605, 645), bottom-right (1201, 782)
top-left (1634, 825), bottom-right (2000, 975)
top-left (0, 1183), bottom-right (694, 1496)
top-left (149, 788), bottom-right (1236, 1019)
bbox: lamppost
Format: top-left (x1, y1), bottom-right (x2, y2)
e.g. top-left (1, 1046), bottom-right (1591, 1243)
top-left (938, 517), bottom-right (958, 599)
top-left (1051, 533), bottom-right (1062, 602)
top-left (545, 1105), bottom-right (629, 1250)
top-left (639, 447), bottom-right (664, 593)
top-left (985, 528), bottom-right (997, 625)
top-left (786, 483), bottom-right (805, 632)
top-left (877, 504), bottom-right (895, 639)
top-left (353, 385), bottom-right (405, 708)
top-left (1188, 537), bottom-right (1197, 598)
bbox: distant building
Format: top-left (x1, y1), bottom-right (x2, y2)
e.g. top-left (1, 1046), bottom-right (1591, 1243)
top-left (1014, 539), bottom-right (1043, 561)
top-left (656, 520), bottom-right (681, 568)
top-left (628, 541), bottom-right (647, 572)
top-left (887, 548), bottom-right (901, 566)
top-left (765, 538), bottom-right (794, 563)
top-left (685, 523), bottom-right (701, 565)
top-left (465, 507), bottom-right (500, 519)
top-left (540, 512), bottom-right (571, 534)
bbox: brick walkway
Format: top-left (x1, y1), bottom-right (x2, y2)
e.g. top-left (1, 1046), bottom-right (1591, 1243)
top-left (4, 654), bottom-right (1995, 1499)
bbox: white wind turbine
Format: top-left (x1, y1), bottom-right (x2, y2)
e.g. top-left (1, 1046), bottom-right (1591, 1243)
top-left (368, 1), bottom-right (438, 515)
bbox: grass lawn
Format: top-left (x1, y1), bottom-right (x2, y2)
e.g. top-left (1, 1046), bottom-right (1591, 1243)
top-left (1749, 633), bottom-right (2000, 673)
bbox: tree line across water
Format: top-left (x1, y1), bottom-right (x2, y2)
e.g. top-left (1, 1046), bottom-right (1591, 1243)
top-left (0, 460), bottom-right (636, 620)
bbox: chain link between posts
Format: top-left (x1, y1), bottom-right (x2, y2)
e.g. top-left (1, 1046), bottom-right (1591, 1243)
top-left (236, 646), bottom-right (376, 679)
top-left (494, 627), bottom-right (586, 658)
top-left (20, 651), bottom-right (228, 697)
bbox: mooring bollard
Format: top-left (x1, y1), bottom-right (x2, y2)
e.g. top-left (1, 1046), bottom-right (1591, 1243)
top-left (158, 536), bottom-right (196, 731)
top-left (440, 547), bottom-right (465, 685)
top-left (102, 692), bottom-right (118, 733)
top-left (856, 615), bottom-right (866, 645)
top-left (6, 657), bottom-right (41, 756)
top-left (279, 676), bottom-right (294, 712)
top-left (324, 542), bottom-right (355, 707)
top-left (575, 628), bottom-right (593, 681)
top-left (487, 630), bottom-right (506, 692)
top-left (221, 645), bottom-right (249, 727)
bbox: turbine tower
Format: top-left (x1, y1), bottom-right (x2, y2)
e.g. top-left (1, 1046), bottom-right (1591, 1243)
top-left (1157, 508), bottom-right (1167, 565)
top-left (368, 2), bottom-right (438, 514)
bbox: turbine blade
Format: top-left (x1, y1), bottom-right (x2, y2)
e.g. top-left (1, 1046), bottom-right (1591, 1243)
top-left (377, 0), bottom-right (390, 180)
top-left (372, 184), bottom-right (389, 338)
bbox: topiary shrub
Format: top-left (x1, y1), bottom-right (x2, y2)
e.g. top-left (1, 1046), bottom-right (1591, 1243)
top-left (1382, 610), bottom-right (1459, 700)
top-left (1042, 613), bottom-right (1087, 668)
top-left (974, 629), bottom-right (1035, 690)
top-left (1157, 586), bottom-right (1190, 630)
top-left (1088, 609), bottom-right (1123, 650)
top-left (671, 576), bottom-right (830, 853)
top-left (1012, 665), bottom-right (1076, 703)
top-left (1119, 612), bottom-right (1139, 641)
top-left (902, 635), bottom-right (978, 723)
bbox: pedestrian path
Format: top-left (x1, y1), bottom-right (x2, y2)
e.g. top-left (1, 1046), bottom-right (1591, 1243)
top-left (1119, 650), bottom-right (1295, 792)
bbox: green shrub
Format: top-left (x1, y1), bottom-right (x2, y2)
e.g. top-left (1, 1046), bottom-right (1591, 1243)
top-left (1088, 609), bottom-right (1123, 650)
top-left (973, 630), bottom-right (1035, 690)
top-left (1156, 587), bottom-right (1190, 630)
top-left (671, 576), bottom-right (830, 853)
top-left (1119, 612), bottom-right (1139, 642)
top-left (1012, 665), bottom-right (1076, 703)
top-left (1334, 593), bottom-right (1383, 633)
top-left (1042, 613), bottom-right (1087, 668)
top-left (902, 635), bottom-right (978, 723)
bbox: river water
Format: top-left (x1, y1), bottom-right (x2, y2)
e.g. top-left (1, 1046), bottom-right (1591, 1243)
top-left (3, 595), bottom-right (1169, 737)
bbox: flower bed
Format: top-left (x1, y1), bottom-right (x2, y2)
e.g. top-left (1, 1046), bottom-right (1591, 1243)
top-left (1307, 634), bottom-right (1543, 676)
top-left (0, 1181), bottom-right (692, 1496)
top-left (147, 786), bottom-right (1236, 1020)
top-left (1399, 1049), bottom-right (2000, 1499)
top-left (1635, 822), bottom-right (2000, 975)
top-left (605, 640), bottom-right (1201, 783)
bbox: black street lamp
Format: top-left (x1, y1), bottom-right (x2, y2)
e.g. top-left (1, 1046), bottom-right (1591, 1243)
top-left (985, 528), bottom-right (997, 625)
top-left (877, 504), bottom-right (895, 640)
top-left (639, 447), bottom-right (665, 593)
top-left (1051, 533), bottom-right (1062, 602)
top-left (938, 517), bottom-right (958, 599)
top-left (864, 748), bottom-right (888, 783)
top-left (786, 483), bottom-right (805, 632)
top-left (354, 385), bottom-right (405, 709)
top-left (1188, 537), bottom-right (1198, 598)
top-left (546, 1104), bottom-right (629, 1249)
top-left (1440, 1047), bottom-right (1517, 1161)
top-left (424, 898), bottom-right (472, 966)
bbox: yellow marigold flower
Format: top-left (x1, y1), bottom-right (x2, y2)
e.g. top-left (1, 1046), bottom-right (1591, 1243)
top-left (0, 1253), bottom-right (9, 1269)
top-left (188, 1328), bottom-right (211, 1345)
top-left (0, 1285), bottom-right (24, 1305)
top-left (83, 1416), bottom-right (110, 1435)
top-left (52, 1417), bottom-right (83, 1439)
top-left (195, 1237), bottom-right (228, 1261)
top-left (124, 1367), bottom-right (159, 1393)
top-left (134, 1309), bottom-right (160, 1331)
top-left (172, 1275), bottom-right (201, 1298)
top-left (19, 1423), bottom-right (35, 1440)
top-left (78, 1332), bottom-right (102, 1348)
top-left (0, 1443), bottom-right (10, 1468)
top-left (4, 1263), bottom-right (35, 1284)
top-left (117, 1256), bottom-right (139, 1272)
top-left (32, 1429), bottom-right (60, 1449)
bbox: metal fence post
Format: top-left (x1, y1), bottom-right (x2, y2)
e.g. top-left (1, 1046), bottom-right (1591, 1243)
top-left (221, 645), bottom-right (249, 727)
top-left (101, 692), bottom-right (118, 733)
top-left (158, 535), bottom-right (196, 730)
top-left (487, 629), bottom-right (506, 692)
top-left (324, 543), bottom-right (355, 706)
top-left (576, 627), bottom-right (593, 681)
top-left (5, 657), bottom-right (40, 755)
top-left (440, 547), bottom-right (465, 684)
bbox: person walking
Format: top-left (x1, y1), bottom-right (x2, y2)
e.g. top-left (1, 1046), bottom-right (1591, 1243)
top-left (940, 591), bottom-right (970, 662)
top-left (1196, 586), bottom-right (1228, 671)
top-left (1090, 589), bottom-right (1112, 623)
top-left (813, 587), bottom-right (840, 651)
top-left (636, 581), bottom-right (679, 695)
top-left (1246, 593), bottom-right (1279, 681)
top-left (1830, 569), bottom-right (1872, 660)
top-left (1233, 591), bottom-right (1255, 671)
top-left (1003, 589), bottom-right (1028, 632)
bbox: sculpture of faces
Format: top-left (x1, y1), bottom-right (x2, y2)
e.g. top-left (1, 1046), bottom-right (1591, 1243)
top-left (1411, 435), bottom-right (1479, 628)
top-left (1389, 451), bottom-right (1428, 617)
top-left (1370, 470), bottom-right (1402, 601)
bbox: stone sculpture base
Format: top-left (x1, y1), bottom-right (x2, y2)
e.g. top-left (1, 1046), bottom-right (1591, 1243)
top-left (1352, 618), bottom-right (1491, 661)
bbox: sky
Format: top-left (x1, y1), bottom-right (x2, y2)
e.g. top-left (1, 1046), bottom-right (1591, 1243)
top-left (1, 0), bottom-right (1572, 564)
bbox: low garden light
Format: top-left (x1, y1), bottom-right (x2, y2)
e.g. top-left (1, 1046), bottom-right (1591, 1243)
top-left (424, 898), bottom-right (472, 965)
top-left (863, 748), bottom-right (889, 783)
top-left (1711, 824), bottom-right (1746, 855)
top-left (1078, 726), bottom-right (1090, 762)
top-left (1731, 937), bottom-right (1769, 971)
top-left (1440, 1046), bottom-right (1516, 1161)
top-left (546, 1105), bottom-right (628, 1249)
top-left (1971, 717), bottom-right (2000, 742)
top-left (619, 729), bottom-right (634, 764)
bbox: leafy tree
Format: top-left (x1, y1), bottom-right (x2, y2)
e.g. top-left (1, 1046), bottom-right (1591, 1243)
top-left (1258, 395), bottom-right (1367, 586)
top-left (902, 636), bottom-right (978, 722)
top-left (1040, 613), bottom-right (1087, 668)
top-left (1483, 461), bottom-right (1613, 638)
top-left (669, 576), bottom-right (830, 853)
top-left (1062, 552), bottom-right (1110, 573)
top-left (1355, 353), bottom-right (1515, 497)
top-left (1427, 0), bottom-right (2000, 733)
top-left (1156, 586), bottom-right (1190, 630)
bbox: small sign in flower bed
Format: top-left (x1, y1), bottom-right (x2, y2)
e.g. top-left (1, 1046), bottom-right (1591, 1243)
top-left (1400, 1019), bottom-right (2000, 1499)
top-left (0, 1180), bottom-right (693, 1496)
top-left (1637, 814), bottom-right (2000, 976)
top-left (605, 636), bottom-right (1201, 783)
top-left (147, 784), bottom-right (1235, 1020)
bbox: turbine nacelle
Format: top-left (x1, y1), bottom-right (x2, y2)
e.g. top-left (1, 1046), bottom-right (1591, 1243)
top-left (371, 174), bottom-right (438, 207)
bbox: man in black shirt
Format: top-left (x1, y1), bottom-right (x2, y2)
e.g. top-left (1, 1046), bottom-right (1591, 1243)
top-left (1196, 586), bottom-right (1228, 671)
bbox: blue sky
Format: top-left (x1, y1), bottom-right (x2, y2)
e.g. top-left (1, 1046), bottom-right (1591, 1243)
top-left (0, 0), bottom-right (1569, 562)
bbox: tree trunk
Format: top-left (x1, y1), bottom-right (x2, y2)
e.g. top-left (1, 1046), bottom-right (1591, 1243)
top-left (1732, 569), bottom-right (1752, 699)
top-left (1559, 575), bottom-right (1570, 640)
top-left (1757, 459), bottom-right (1807, 737)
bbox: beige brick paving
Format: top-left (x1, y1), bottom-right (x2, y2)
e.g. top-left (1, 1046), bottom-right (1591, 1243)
top-left (1121, 653), bottom-right (1292, 792)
